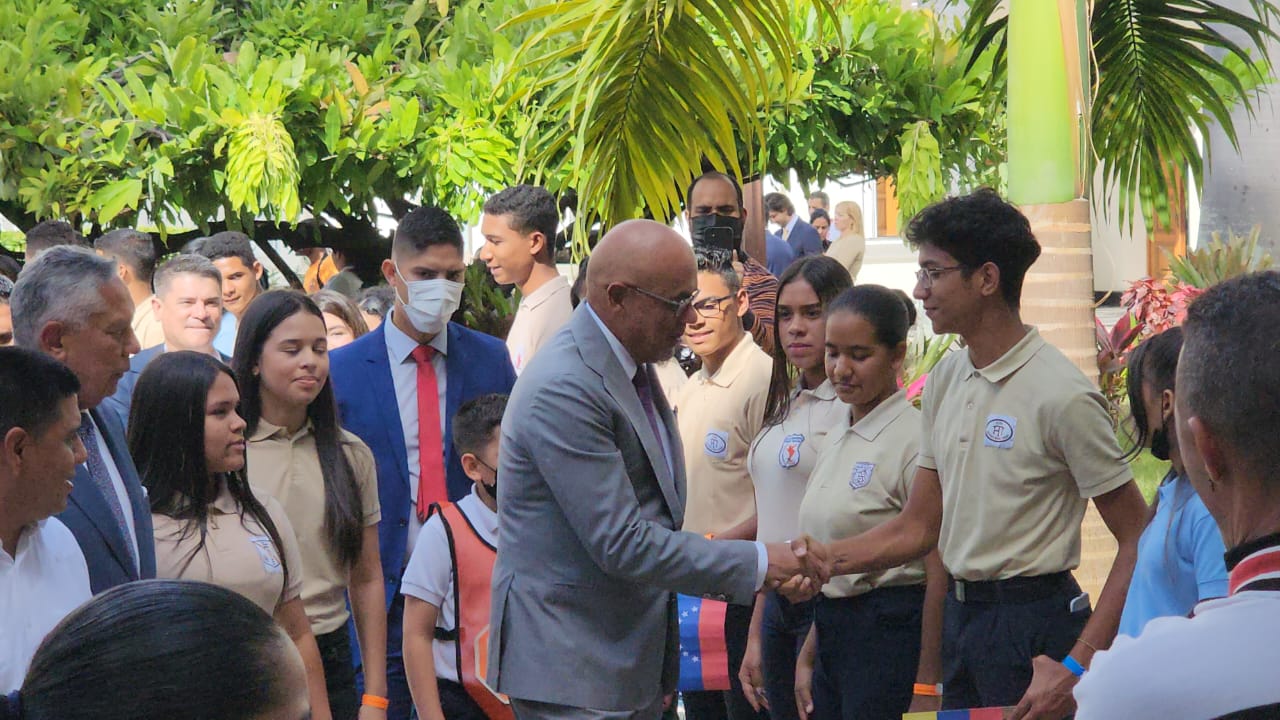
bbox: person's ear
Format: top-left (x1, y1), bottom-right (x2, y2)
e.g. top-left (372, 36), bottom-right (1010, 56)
top-left (605, 283), bottom-right (628, 309)
top-left (735, 288), bottom-right (749, 318)
top-left (740, 206), bottom-right (748, 220)
top-left (1160, 389), bottom-right (1175, 421)
top-left (891, 341), bottom-right (908, 373)
top-left (2, 426), bottom-right (28, 470)
top-left (460, 452), bottom-right (483, 482)
top-left (39, 321), bottom-right (69, 361)
top-left (252, 261), bottom-right (264, 281)
top-left (976, 262), bottom-right (1002, 299)
top-left (1187, 416), bottom-right (1228, 489)
top-left (528, 232), bottom-right (548, 260)
top-left (151, 295), bottom-right (163, 316)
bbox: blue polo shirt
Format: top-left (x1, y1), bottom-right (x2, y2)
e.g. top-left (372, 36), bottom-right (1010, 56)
top-left (1118, 471), bottom-right (1228, 638)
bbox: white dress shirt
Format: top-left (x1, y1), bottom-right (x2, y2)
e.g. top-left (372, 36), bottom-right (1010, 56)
top-left (86, 413), bottom-right (140, 569)
top-left (0, 519), bottom-right (92, 691)
top-left (383, 311), bottom-right (449, 557)
top-left (583, 303), bottom-right (768, 590)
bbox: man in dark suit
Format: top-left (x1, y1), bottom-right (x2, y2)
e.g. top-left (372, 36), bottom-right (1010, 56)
top-left (764, 193), bottom-right (823, 258)
top-left (488, 220), bottom-right (828, 720)
top-left (101, 254), bottom-right (227, 431)
top-left (330, 206), bottom-right (517, 720)
top-left (11, 246), bottom-right (156, 594)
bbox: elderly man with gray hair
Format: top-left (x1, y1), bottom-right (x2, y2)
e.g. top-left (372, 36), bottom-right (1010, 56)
top-left (101, 254), bottom-right (228, 430)
top-left (11, 245), bottom-right (155, 594)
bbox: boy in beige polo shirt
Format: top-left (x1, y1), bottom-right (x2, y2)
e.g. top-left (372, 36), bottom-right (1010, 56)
top-left (674, 247), bottom-right (773, 720)
top-left (806, 190), bottom-right (1149, 718)
top-left (478, 185), bottom-right (572, 376)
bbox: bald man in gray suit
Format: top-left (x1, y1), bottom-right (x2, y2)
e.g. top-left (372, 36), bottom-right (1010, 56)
top-left (488, 221), bottom-right (827, 720)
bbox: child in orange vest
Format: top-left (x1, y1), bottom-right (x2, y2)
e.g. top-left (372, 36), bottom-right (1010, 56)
top-left (402, 394), bottom-right (511, 720)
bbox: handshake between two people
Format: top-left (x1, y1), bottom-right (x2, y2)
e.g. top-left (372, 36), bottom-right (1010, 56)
top-left (763, 536), bottom-right (831, 602)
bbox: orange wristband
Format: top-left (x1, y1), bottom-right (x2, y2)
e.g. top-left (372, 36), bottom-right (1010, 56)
top-left (362, 694), bottom-right (390, 710)
top-left (913, 682), bottom-right (941, 697)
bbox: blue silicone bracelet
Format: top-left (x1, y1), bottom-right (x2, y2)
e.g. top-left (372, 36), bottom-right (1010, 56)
top-left (1062, 655), bottom-right (1086, 677)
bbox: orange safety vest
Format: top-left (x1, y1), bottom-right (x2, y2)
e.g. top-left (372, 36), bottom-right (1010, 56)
top-left (428, 502), bottom-right (513, 720)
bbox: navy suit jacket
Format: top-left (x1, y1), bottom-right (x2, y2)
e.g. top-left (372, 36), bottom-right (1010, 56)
top-left (329, 320), bottom-right (516, 594)
top-left (58, 407), bottom-right (157, 595)
top-left (786, 219), bottom-right (824, 258)
top-left (765, 232), bottom-right (797, 276)
top-left (102, 345), bottom-right (231, 433)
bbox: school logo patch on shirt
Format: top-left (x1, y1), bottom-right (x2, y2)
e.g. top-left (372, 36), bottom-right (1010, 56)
top-left (249, 535), bottom-right (283, 574)
top-left (850, 462), bottom-right (876, 490)
top-left (984, 414), bottom-right (1017, 449)
top-left (778, 433), bottom-right (804, 468)
top-left (704, 430), bottom-right (729, 459)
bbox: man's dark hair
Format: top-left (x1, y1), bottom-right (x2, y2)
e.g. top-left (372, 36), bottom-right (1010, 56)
top-left (763, 192), bottom-right (795, 216)
top-left (1179, 271), bottom-right (1280, 480)
top-left (193, 231), bottom-right (257, 269)
top-left (0, 346), bottom-right (81, 439)
top-left (394, 206), bottom-right (464, 256)
top-left (0, 255), bottom-right (19, 282)
top-left (24, 220), bottom-right (82, 259)
top-left (95, 228), bottom-right (158, 285)
top-left (686, 172), bottom-right (745, 210)
top-left (904, 188), bottom-right (1041, 309)
top-left (453, 393), bottom-right (508, 457)
top-left (483, 185), bottom-right (559, 260)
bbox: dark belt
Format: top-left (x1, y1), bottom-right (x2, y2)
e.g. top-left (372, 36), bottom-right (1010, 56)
top-left (949, 571), bottom-right (1074, 604)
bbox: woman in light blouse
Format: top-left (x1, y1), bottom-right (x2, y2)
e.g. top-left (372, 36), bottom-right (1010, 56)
top-left (739, 256), bottom-right (851, 720)
top-left (825, 201), bottom-right (866, 282)
top-left (234, 291), bottom-right (388, 720)
top-left (128, 350), bottom-right (331, 720)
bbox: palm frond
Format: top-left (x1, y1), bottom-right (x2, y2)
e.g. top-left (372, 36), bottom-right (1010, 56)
top-left (504, 0), bottom-right (830, 254)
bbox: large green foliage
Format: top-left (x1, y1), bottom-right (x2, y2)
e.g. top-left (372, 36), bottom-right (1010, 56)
top-left (0, 0), bottom-right (536, 249)
top-left (766, 4), bottom-right (1006, 222)
top-left (959, 0), bottom-right (1279, 230)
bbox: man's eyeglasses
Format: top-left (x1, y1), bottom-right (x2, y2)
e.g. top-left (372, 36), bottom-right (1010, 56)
top-left (915, 265), bottom-right (965, 289)
top-left (625, 285), bottom-right (699, 317)
top-left (690, 294), bottom-right (734, 319)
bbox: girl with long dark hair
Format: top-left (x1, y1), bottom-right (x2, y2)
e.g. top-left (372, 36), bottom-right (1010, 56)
top-left (1117, 327), bottom-right (1226, 637)
top-left (128, 350), bottom-right (331, 720)
top-left (233, 291), bottom-right (388, 720)
top-left (739, 256), bottom-right (852, 719)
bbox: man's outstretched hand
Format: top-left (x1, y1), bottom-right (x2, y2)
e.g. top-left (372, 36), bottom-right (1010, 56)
top-left (764, 536), bottom-right (830, 600)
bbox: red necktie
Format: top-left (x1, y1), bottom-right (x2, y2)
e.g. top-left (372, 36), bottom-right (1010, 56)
top-left (411, 345), bottom-right (446, 520)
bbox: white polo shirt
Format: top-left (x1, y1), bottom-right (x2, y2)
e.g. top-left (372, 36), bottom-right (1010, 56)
top-left (0, 519), bottom-right (92, 692)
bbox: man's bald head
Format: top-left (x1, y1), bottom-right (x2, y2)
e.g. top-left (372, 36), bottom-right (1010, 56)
top-left (586, 220), bottom-right (698, 364)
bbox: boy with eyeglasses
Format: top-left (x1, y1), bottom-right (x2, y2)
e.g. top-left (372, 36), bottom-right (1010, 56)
top-left (674, 247), bottom-right (774, 720)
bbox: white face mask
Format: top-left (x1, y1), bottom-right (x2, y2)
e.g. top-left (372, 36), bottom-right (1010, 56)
top-left (394, 263), bottom-right (464, 336)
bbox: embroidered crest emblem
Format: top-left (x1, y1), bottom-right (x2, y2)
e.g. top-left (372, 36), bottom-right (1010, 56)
top-left (704, 430), bottom-right (729, 459)
top-left (850, 462), bottom-right (876, 490)
top-left (984, 414), bottom-right (1017, 449)
top-left (249, 535), bottom-right (282, 574)
top-left (778, 433), bottom-right (804, 468)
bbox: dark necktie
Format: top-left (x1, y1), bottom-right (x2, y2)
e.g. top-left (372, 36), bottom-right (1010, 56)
top-left (78, 413), bottom-right (136, 574)
top-left (632, 365), bottom-right (668, 469)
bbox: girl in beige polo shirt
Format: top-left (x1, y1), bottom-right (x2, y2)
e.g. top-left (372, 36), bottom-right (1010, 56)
top-left (128, 350), bottom-right (331, 719)
top-left (793, 286), bottom-right (947, 720)
top-left (233, 291), bottom-right (387, 720)
top-left (739, 256), bottom-right (851, 718)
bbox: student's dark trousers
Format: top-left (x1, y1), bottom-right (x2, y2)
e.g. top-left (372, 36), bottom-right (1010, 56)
top-left (761, 592), bottom-right (814, 720)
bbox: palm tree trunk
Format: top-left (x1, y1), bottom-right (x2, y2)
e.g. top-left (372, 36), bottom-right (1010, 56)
top-left (1007, 0), bottom-right (1113, 603)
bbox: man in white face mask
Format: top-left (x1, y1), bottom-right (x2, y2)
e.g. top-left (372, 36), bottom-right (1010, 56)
top-left (328, 205), bottom-right (518, 720)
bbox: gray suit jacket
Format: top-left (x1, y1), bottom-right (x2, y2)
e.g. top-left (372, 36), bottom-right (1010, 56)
top-left (488, 305), bottom-right (759, 712)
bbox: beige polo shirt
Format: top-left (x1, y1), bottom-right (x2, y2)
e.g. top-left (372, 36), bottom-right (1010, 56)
top-left (132, 296), bottom-right (165, 350)
top-left (799, 391), bottom-right (926, 597)
top-left (152, 483), bottom-right (304, 615)
top-left (247, 422), bottom-right (381, 634)
top-left (919, 327), bottom-right (1132, 581)
top-left (674, 332), bottom-right (773, 536)
top-left (506, 274), bottom-right (573, 375)
top-left (749, 379), bottom-right (845, 543)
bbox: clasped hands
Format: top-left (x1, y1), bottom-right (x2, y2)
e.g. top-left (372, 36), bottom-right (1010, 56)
top-left (764, 535), bottom-right (831, 601)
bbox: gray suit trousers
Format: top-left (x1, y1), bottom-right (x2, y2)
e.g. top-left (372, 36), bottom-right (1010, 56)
top-left (510, 696), bottom-right (666, 720)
